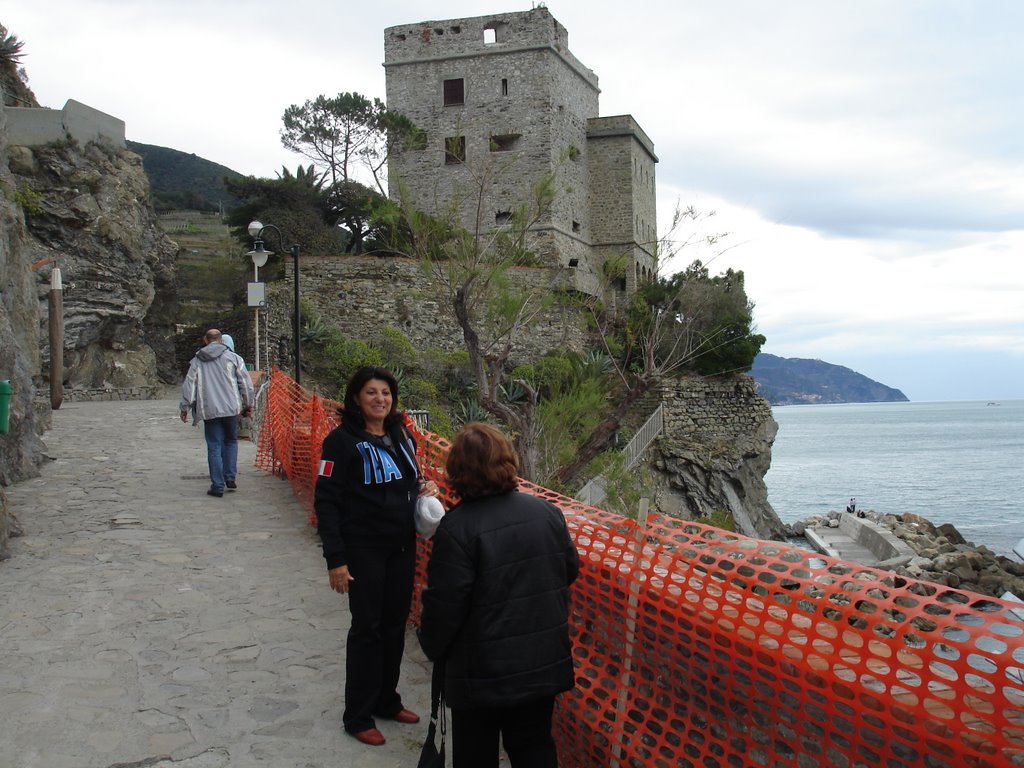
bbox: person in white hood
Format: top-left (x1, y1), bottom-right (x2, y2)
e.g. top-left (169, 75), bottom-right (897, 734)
top-left (179, 328), bottom-right (254, 497)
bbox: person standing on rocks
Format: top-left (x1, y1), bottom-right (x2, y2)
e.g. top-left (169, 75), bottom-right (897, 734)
top-left (179, 328), bottom-right (254, 497)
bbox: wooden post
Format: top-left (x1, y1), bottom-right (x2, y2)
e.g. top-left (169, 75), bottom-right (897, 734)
top-left (49, 267), bottom-right (64, 410)
top-left (611, 498), bottom-right (650, 767)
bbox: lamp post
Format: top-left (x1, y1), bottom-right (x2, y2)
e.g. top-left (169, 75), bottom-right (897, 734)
top-left (245, 224), bottom-right (269, 372)
top-left (247, 221), bottom-right (302, 385)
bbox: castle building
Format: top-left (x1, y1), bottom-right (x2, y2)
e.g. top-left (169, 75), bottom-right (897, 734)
top-left (383, 7), bottom-right (657, 297)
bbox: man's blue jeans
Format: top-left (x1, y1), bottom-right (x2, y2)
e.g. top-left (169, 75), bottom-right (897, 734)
top-left (203, 416), bottom-right (238, 492)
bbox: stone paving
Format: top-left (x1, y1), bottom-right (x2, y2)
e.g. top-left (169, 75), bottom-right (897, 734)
top-left (0, 396), bottom-right (431, 768)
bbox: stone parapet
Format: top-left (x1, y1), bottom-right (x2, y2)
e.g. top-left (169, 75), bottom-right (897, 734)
top-left (7, 99), bottom-right (125, 149)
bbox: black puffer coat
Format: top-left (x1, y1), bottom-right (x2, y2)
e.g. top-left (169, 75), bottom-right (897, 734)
top-left (418, 490), bottom-right (580, 709)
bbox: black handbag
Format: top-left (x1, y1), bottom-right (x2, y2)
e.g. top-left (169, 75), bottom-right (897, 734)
top-left (418, 662), bottom-right (446, 768)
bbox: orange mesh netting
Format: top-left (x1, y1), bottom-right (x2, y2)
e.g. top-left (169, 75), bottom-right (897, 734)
top-left (256, 369), bottom-right (1024, 767)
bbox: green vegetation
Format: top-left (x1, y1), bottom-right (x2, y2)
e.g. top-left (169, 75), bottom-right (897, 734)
top-left (272, 92), bottom-right (423, 254)
top-left (0, 32), bottom-right (26, 65)
top-left (8, 180), bottom-right (42, 215)
top-left (705, 510), bottom-right (737, 532)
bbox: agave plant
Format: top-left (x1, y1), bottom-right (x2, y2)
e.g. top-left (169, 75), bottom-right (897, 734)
top-left (456, 400), bottom-right (490, 427)
top-left (300, 315), bottom-right (330, 345)
top-left (0, 34), bottom-right (26, 65)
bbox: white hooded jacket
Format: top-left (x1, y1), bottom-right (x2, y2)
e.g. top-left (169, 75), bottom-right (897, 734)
top-left (179, 342), bottom-right (254, 422)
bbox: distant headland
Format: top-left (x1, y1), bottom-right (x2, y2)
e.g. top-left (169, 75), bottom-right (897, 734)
top-left (751, 353), bottom-right (908, 405)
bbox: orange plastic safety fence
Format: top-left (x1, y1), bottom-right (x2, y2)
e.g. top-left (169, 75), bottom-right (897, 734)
top-left (256, 370), bottom-right (1024, 767)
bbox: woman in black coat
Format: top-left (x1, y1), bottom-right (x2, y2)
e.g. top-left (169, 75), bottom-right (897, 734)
top-left (418, 422), bottom-right (580, 768)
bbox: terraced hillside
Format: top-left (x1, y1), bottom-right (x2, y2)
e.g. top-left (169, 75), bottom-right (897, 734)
top-left (160, 211), bottom-right (250, 372)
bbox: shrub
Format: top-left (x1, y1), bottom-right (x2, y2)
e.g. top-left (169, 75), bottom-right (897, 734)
top-left (402, 377), bottom-right (455, 439)
top-left (323, 338), bottom-right (383, 398)
top-left (377, 325), bottom-right (418, 373)
top-left (301, 314), bottom-right (331, 345)
top-left (12, 181), bottom-right (42, 216)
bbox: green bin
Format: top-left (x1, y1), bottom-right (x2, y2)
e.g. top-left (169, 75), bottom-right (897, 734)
top-left (0, 379), bottom-right (11, 434)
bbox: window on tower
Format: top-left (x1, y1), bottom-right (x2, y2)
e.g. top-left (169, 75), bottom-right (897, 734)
top-left (443, 78), bottom-right (465, 106)
top-left (445, 136), bottom-right (466, 164)
top-left (489, 133), bottom-right (521, 152)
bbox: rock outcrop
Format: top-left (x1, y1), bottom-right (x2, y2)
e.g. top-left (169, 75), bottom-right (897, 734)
top-left (0, 102), bottom-right (47, 555)
top-left (11, 137), bottom-right (179, 388)
top-left (647, 377), bottom-right (786, 540)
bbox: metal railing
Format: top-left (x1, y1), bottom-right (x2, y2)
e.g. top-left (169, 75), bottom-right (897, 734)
top-left (576, 403), bottom-right (664, 506)
top-left (407, 409), bottom-right (431, 431)
top-left (621, 403), bottom-right (663, 469)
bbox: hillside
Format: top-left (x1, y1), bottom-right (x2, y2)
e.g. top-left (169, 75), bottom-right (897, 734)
top-left (127, 141), bottom-right (243, 212)
top-left (750, 353), bottom-right (908, 405)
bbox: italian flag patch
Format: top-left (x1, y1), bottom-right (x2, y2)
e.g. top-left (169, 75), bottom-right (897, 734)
top-left (318, 460), bottom-right (334, 478)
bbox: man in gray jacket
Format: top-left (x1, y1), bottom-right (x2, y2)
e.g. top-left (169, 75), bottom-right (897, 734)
top-left (180, 329), bottom-right (255, 497)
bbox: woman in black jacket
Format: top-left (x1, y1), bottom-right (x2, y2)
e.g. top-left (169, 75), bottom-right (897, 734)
top-left (315, 365), bottom-right (439, 746)
top-left (419, 422), bottom-right (580, 768)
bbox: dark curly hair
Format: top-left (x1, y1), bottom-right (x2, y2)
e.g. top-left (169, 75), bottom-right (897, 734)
top-left (341, 366), bottom-right (403, 430)
top-left (445, 422), bottom-right (519, 501)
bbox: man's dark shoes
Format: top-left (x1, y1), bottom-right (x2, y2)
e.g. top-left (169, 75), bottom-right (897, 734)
top-left (207, 488), bottom-right (223, 497)
top-left (226, 479), bottom-right (237, 490)
top-left (389, 708), bottom-right (420, 724)
top-left (350, 727), bottom-right (385, 746)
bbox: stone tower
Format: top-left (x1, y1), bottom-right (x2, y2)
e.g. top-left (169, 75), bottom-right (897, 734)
top-left (383, 7), bottom-right (657, 297)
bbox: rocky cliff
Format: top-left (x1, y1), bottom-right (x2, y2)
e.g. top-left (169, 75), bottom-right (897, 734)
top-left (0, 98), bottom-right (48, 553)
top-left (8, 137), bottom-right (179, 388)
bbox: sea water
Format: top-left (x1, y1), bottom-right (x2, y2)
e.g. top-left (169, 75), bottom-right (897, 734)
top-left (765, 399), bottom-right (1024, 557)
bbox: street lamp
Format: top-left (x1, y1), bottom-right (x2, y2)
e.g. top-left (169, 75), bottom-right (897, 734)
top-left (247, 221), bottom-right (302, 385)
top-left (246, 223), bottom-right (270, 372)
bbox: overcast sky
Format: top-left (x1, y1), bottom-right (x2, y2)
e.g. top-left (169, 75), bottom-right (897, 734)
top-left (6, 1), bottom-right (1023, 401)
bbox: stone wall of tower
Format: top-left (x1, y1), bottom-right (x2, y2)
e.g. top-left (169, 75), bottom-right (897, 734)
top-left (587, 115), bottom-right (658, 294)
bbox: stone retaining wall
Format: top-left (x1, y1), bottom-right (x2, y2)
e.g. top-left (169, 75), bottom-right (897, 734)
top-left (260, 255), bottom-right (590, 367)
top-left (61, 385), bottom-right (164, 402)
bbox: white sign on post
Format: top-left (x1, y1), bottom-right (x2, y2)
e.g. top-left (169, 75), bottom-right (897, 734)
top-left (247, 282), bottom-right (266, 308)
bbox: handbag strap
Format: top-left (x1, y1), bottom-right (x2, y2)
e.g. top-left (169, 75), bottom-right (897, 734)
top-left (430, 660), bottom-right (446, 738)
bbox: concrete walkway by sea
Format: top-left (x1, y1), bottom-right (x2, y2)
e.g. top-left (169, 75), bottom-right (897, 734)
top-left (0, 396), bottom-right (431, 768)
